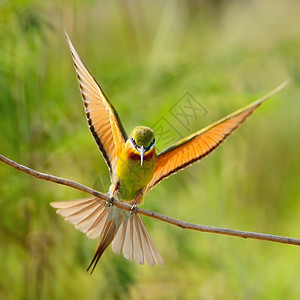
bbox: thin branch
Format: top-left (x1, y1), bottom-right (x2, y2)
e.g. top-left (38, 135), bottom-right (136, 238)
top-left (1, 153), bottom-right (300, 246)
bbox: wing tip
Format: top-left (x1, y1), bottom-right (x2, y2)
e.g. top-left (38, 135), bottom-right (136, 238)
top-left (254, 79), bottom-right (290, 106)
top-left (64, 29), bottom-right (71, 44)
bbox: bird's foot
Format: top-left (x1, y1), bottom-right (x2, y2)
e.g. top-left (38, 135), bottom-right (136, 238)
top-left (106, 197), bottom-right (114, 207)
top-left (130, 204), bottom-right (137, 215)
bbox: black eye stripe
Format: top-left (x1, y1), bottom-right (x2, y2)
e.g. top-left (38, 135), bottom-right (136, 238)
top-left (149, 138), bottom-right (155, 147)
top-left (146, 138), bottom-right (155, 151)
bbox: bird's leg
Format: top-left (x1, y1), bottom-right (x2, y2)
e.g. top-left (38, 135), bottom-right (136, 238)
top-left (130, 197), bottom-right (138, 214)
top-left (106, 196), bottom-right (114, 206)
top-left (106, 182), bottom-right (119, 206)
top-left (130, 190), bottom-right (142, 214)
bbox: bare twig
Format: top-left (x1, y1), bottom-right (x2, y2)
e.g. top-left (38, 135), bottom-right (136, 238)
top-left (1, 153), bottom-right (300, 246)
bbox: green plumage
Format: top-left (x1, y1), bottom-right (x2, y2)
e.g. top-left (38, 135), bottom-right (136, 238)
top-left (112, 126), bottom-right (156, 203)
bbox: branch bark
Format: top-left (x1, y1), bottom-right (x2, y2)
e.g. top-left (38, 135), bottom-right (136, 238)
top-left (1, 153), bottom-right (300, 246)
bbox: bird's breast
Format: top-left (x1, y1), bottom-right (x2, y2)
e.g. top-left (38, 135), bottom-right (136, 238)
top-left (113, 148), bottom-right (156, 201)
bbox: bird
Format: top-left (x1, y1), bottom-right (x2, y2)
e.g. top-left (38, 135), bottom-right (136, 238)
top-left (50, 32), bottom-right (288, 273)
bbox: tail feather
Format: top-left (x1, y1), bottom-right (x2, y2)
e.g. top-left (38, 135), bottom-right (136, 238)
top-left (87, 219), bottom-right (119, 274)
top-left (50, 198), bottom-right (95, 208)
top-left (135, 214), bottom-right (164, 266)
top-left (55, 199), bottom-right (97, 218)
top-left (138, 221), bottom-right (155, 266)
top-left (122, 216), bottom-right (134, 261)
top-left (135, 215), bottom-right (155, 266)
top-left (65, 202), bottom-right (104, 224)
top-left (112, 221), bottom-right (127, 254)
top-left (74, 204), bottom-right (106, 233)
top-left (133, 216), bottom-right (144, 264)
top-left (51, 198), bottom-right (107, 237)
top-left (86, 210), bottom-right (109, 239)
top-left (50, 197), bottom-right (164, 271)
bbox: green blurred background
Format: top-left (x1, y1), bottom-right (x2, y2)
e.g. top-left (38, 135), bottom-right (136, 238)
top-left (0, 0), bottom-right (299, 299)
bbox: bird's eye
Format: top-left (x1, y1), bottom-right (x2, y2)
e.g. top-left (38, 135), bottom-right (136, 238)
top-left (131, 137), bottom-right (136, 145)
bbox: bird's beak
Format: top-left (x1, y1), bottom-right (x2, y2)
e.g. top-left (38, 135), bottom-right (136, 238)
top-left (139, 146), bottom-right (146, 166)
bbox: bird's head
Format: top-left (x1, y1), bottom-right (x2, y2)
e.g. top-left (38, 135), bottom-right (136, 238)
top-left (128, 126), bottom-right (155, 166)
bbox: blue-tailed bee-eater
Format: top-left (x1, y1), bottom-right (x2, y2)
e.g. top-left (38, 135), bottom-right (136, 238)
top-left (50, 33), bottom-right (288, 273)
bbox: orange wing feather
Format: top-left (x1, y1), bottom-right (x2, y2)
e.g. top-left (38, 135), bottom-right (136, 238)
top-left (146, 81), bottom-right (288, 192)
top-left (65, 33), bottom-right (127, 177)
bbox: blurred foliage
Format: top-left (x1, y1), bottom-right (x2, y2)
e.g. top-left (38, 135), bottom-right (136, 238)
top-left (0, 0), bottom-right (300, 299)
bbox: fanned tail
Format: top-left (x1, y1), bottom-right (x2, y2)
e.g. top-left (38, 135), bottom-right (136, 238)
top-left (50, 197), bottom-right (163, 272)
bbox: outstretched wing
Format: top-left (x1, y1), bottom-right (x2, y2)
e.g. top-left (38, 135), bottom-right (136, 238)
top-left (66, 33), bottom-right (127, 177)
top-left (146, 81), bottom-right (288, 192)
